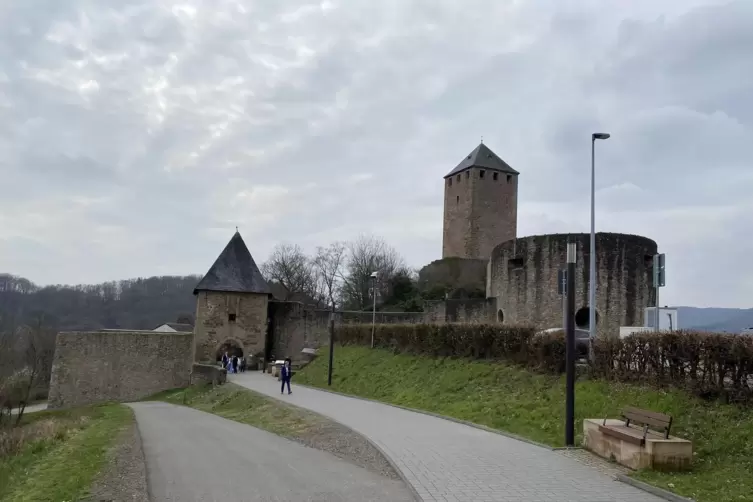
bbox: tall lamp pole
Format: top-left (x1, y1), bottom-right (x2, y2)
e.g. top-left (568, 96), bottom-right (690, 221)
top-left (565, 240), bottom-right (577, 447)
top-left (370, 271), bottom-right (379, 348)
top-left (589, 132), bottom-right (610, 360)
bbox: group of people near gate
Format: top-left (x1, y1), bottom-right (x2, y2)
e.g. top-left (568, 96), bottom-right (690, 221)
top-left (219, 351), bottom-right (294, 394)
top-left (220, 352), bottom-right (247, 373)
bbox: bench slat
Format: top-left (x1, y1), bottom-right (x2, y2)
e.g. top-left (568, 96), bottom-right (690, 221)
top-left (623, 408), bottom-right (672, 434)
top-left (624, 406), bottom-right (671, 424)
top-left (599, 424), bottom-right (645, 446)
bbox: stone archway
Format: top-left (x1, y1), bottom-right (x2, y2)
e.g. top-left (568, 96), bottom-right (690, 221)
top-left (215, 339), bottom-right (245, 362)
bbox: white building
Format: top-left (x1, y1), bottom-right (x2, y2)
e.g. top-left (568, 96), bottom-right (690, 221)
top-left (644, 307), bottom-right (679, 330)
top-left (153, 322), bottom-right (194, 333)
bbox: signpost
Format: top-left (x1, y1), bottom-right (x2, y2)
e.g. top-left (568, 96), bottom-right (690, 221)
top-left (653, 253), bottom-right (666, 331)
top-left (565, 242), bottom-right (577, 447)
top-left (558, 269), bottom-right (567, 329)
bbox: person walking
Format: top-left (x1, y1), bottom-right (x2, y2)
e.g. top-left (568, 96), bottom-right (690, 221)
top-left (280, 358), bottom-right (292, 395)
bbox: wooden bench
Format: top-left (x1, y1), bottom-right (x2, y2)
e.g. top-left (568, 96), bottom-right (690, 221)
top-left (599, 407), bottom-right (672, 447)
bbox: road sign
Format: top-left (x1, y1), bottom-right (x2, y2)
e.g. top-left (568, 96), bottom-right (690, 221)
top-left (653, 253), bottom-right (666, 288)
top-left (558, 269), bottom-right (567, 295)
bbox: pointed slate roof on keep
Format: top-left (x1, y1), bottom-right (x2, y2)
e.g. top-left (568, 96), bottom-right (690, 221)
top-left (444, 143), bottom-right (519, 178)
top-left (193, 231), bottom-right (271, 295)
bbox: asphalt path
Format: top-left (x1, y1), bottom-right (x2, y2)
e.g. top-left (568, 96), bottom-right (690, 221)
top-left (128, 402), bottom-right (415, 502)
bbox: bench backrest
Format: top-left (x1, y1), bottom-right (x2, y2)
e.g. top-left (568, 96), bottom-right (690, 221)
top-left (622, 407), bottom-right (672, 436)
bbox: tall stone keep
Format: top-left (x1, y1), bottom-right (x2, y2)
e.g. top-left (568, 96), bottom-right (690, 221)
top-left (193, 231), bottom-right (271, 362)
top-left (442, 143), bottom-right (519, 260)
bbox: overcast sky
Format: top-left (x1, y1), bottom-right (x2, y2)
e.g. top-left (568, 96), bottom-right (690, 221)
top-left (1, 0), bottom-right (751, 308)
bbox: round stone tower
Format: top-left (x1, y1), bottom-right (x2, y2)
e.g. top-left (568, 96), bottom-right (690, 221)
top-left (487, 232), bottom-right (658, 337)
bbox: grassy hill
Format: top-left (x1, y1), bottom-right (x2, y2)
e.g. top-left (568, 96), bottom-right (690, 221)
top-left (296, 345), bottom-right (753, 502)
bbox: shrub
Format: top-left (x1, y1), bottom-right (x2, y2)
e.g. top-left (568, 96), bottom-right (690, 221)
top-left (593, 330), bottom-right (753, 404)
top-left (337, 323), bottom-right (553, 369)
top-left (336, 324), bottom-right (753, 404)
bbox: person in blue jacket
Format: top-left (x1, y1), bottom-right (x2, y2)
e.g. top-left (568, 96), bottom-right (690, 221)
top-left (280, 358), bottom-right (292, 395)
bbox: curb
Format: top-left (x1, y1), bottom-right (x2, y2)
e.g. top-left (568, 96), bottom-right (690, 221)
top-left (615, 474), bottom-right (695, 502)
top-left (293, 380), bottom-right (696, 502)
top-left (294, 381), bottom-right (552, 450)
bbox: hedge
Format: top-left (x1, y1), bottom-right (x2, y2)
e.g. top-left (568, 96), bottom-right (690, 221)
top-left (335, 324), bottom-right (753, 404)
top-left (593, 330), bottom-right (753, 404)
top-left (337, 323), bottom-right (547, 370)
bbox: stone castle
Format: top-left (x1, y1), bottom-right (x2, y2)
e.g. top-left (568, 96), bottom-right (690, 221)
top-left (46, 142), bottom-right (658, 409)
top-left (428, 142), bottom-right (658, 337)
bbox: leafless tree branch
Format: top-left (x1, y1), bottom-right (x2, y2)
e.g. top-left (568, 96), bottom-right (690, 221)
top-left (313, 242), bottom-right (347, 311)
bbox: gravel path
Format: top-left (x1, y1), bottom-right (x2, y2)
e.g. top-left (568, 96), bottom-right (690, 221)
top-left (129, 401), bottom-right (415, 502)
top-left (87, 409), bottom-right (150, 502)
top-left (289, 414), bottom-right (401, 480)
top-left (232, 372), bottom-right (663, 502)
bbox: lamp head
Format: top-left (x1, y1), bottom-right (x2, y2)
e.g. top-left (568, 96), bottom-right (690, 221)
top-left (592, 132), bottom-right (610, 140)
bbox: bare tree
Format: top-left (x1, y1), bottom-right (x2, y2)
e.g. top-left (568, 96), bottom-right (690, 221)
top-left (341, 235), bottom-right (407, 310)
top-left (0, 315), bottom-right (52, 426)
top-left (261, 244), bottom-right (319, 303)
top-left (313, 242), bottom-right (347, 311)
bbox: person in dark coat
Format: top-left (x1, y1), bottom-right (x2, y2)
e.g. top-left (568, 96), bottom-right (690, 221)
top-left (280, 358), bottom-right (292, 395)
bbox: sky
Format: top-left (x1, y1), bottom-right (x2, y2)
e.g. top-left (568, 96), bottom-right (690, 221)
top-left (0, 0), bottom-right (751, 308)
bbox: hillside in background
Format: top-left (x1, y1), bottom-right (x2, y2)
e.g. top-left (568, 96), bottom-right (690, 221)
top-left (676, 306), bottom-right (753, 332)
top-left (0, 273), bottom-right (200, 333)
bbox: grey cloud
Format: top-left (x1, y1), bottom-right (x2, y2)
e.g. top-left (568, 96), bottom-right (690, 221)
top-left (0, 0), bottom-right (751, 306)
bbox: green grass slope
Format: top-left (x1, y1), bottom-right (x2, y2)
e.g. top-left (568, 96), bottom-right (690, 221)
top-left (296, 345), bottom-right (753, 502)
top-left (0, 404), bottom-right (133, 502)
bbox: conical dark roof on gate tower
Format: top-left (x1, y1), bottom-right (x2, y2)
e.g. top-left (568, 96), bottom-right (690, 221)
top-left (193, 231), bottom-right (271, 295)
top-left (444, 142), bottom-right (519, 178)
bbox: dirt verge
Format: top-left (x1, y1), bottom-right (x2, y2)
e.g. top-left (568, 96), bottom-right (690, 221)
top-left (87, 412), bottom-right (149, 502)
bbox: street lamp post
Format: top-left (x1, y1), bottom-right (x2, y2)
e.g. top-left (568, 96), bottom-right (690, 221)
top-left (370, 271), bottom-right (379, 348)
top-left (589, 132), bottom-right (610, 361)
top-left (565, 240), bottom-right (577, 446)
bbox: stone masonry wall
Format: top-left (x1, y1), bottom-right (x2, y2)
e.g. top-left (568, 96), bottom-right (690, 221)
top-left (269, 301), bottom-right (307, 361)
top-left (488, 233), bottom-right (657, 337)
top-left (443, 169), bottom-right (473, 259)
top-left (442, 167), bottom-right (518, 260)
top-left (194, 291), bottom-right (268, 362)
top-left (418, 257), bottom-right (487, 294)
top-left (471, 168), bottom-right (518, 260)
top-left (48, 330), bottom-right (192, 409)
top-left (269, 302), bottom-right (425, 361)
top-left (424, 298), bottom-right (496, 324)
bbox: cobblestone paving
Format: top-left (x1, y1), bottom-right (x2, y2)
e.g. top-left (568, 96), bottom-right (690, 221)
top-left (556, 447), bottom-right (632, 478)
top-left (233, 373), bottom-right (663, 502)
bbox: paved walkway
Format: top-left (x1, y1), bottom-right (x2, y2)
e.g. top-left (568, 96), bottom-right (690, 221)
top-left (232, 372), bottom-right (663, 502)
top-left (129, 402), bottom-right (414, 501)
top-left (10, 403), bottom-right (47, 415)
